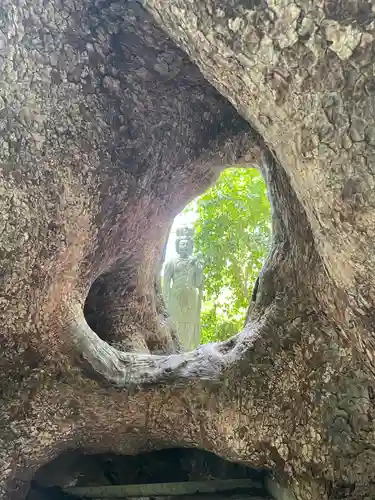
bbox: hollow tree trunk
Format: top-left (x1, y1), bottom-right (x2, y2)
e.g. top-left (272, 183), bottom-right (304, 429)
top-left (1, 0), bottom-right (375, 500)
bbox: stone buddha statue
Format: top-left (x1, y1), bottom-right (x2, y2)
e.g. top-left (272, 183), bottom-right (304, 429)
top-left (163, 226), bottom-right (203, 351)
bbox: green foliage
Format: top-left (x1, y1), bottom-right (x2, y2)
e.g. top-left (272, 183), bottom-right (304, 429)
top-left (186, 167), bottom-right (271, 343)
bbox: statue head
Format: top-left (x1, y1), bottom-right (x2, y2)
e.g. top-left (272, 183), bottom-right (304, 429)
top-left (175, 226), bottom-right (194, 258)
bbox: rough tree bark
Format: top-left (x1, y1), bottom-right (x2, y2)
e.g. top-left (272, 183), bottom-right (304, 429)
top-left (1, 0), bottom-right (375, 499)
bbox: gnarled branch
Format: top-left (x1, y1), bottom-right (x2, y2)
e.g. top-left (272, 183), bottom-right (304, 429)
top-left (69, 302), bottom-right (231, 387)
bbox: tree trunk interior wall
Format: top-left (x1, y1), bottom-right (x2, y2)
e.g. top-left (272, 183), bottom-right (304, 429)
top-left (1, 0), bottom-right (375, 499)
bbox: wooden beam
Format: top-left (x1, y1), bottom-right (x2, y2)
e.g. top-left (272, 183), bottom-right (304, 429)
top-left (63, 478), bottom-right (263, 499)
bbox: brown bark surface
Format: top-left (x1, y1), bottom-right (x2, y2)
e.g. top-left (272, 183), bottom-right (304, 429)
top-left (1, 0), bottom-right (375, 499)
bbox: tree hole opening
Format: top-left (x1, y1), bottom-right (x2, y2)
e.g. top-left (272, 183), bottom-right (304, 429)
top-left (161, 166), bottom-right (272, 349)
top-left (27, 448), bottom-right (276, 500)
